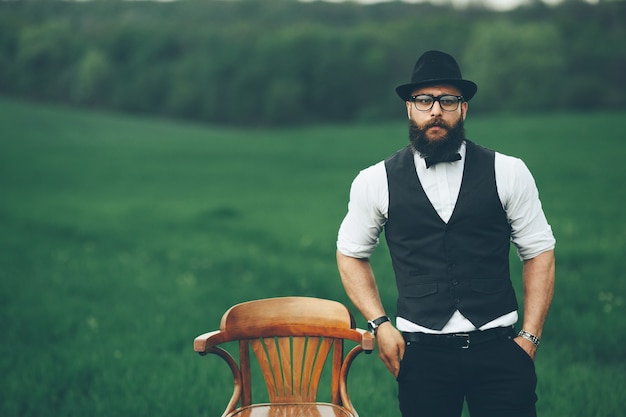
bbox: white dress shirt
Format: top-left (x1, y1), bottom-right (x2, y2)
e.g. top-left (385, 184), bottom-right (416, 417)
top-left (337, 141), bottom-right (556, 333)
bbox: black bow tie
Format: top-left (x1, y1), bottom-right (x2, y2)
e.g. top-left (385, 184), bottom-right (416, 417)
top-left (425, 153), bottom-right (462, 169)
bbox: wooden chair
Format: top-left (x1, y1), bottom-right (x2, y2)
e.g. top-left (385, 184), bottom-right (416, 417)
top-left (194, 296), bottom-right (375, 417)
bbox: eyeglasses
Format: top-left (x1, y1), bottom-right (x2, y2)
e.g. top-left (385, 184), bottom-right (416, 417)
top-left (410, 94), bottom-right (464, 112)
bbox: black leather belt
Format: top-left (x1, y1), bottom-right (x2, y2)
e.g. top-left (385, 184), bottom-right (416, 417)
top-left (402, 326), bottom-right (515, 349)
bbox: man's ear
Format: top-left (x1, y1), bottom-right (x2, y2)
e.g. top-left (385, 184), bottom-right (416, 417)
top-left (406, 101), bottom-right (412, 119)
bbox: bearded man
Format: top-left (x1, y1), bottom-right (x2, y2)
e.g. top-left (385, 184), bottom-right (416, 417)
top-left (336, 50), bottom-right (555, 417)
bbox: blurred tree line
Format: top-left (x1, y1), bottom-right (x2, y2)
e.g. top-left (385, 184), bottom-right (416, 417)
top-left (0, 0), bottom-right (624, 126)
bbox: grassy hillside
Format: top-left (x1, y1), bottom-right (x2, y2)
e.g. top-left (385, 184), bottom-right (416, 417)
top-left (0, 98), bottom-right (624, 416)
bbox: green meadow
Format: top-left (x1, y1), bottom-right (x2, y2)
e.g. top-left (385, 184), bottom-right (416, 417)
top-left (1, 97), bottom-right (624, 416)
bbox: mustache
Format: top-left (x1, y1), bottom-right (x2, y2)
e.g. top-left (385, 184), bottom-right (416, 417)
top-left (425, 118), bottom-right (451, 129)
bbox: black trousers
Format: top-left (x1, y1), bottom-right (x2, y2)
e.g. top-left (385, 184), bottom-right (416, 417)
top-left (397, 334), bottom-right (538, 417)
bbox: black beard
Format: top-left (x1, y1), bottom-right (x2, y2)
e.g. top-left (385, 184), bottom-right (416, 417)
top-left (409, 117), bottom-right (466, 160)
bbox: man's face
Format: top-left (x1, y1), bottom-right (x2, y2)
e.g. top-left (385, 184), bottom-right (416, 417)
top-left (406, 84), bottom-right (468, 140)
top-left (406, 84), bottom-right (468, 159)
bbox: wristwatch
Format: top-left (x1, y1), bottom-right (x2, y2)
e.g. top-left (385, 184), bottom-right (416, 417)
top-left (367, 315), bottom-right (390, 335)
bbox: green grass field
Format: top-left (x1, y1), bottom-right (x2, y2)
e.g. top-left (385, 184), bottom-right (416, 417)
top-left (1, 97), bottom-right (624, 416)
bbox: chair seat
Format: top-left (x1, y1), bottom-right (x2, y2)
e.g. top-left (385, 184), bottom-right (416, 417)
top-left (226, 402), bottom-right (356, 417)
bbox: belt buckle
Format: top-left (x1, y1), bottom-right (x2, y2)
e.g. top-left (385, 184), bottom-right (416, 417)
top-left (454, 333), bottom-right (470, 349)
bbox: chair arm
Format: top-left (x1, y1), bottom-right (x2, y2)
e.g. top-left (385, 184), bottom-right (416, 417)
top-left (337, 329), bottom-right (374, 416)
top-left (194, 330), bottom-right (228, 354)
top-left (356, 328), bottom-right (375, 353)
top-left (338, 344), bottom-right (368, 417)
top-left (199, 344), bottom-right (243, 417)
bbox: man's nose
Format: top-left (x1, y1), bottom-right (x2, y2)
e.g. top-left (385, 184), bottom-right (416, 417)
top-left (430, 100), bottom-right (444, 116)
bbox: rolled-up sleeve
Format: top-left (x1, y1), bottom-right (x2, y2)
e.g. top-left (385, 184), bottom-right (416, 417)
top-left (496, 155), bottom-right (556, 260)
top-left (337, 162), bottom-right (388, 259)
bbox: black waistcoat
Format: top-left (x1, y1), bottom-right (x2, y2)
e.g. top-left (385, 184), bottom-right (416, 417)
top-left (384, 141), bottom-right (517, 330)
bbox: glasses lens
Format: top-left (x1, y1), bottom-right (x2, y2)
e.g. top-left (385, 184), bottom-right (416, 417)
top-left (413, 95), bottom-right (434, 111)
top-left (439, 95), bottom-right (460, 111)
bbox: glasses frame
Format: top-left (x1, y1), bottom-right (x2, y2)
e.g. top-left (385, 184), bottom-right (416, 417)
top-left (410, 94), bottom-right (464, 112)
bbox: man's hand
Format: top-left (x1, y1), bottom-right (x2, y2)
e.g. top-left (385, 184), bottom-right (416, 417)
top-left (514, 336), bottom-right (537, 361)
top-left (376, 322), bottom-right (406, 377)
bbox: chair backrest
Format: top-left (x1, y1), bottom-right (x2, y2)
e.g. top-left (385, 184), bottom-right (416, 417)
top-left (194, 296), bottom-right (374, 412)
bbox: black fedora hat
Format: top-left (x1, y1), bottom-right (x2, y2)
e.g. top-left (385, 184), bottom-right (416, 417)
top-left (395, 50), bottom-right (477, 102)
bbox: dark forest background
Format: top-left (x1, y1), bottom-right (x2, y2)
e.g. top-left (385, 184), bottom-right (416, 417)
top-left (1, 0), bottom-right (624, 126)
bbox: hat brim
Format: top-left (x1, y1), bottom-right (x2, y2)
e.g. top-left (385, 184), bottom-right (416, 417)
top-left (395, 79), bottom-right (478, 102)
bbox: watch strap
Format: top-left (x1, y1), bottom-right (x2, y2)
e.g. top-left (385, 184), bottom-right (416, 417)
top-left (368, 315), bottom-right (390, 334)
